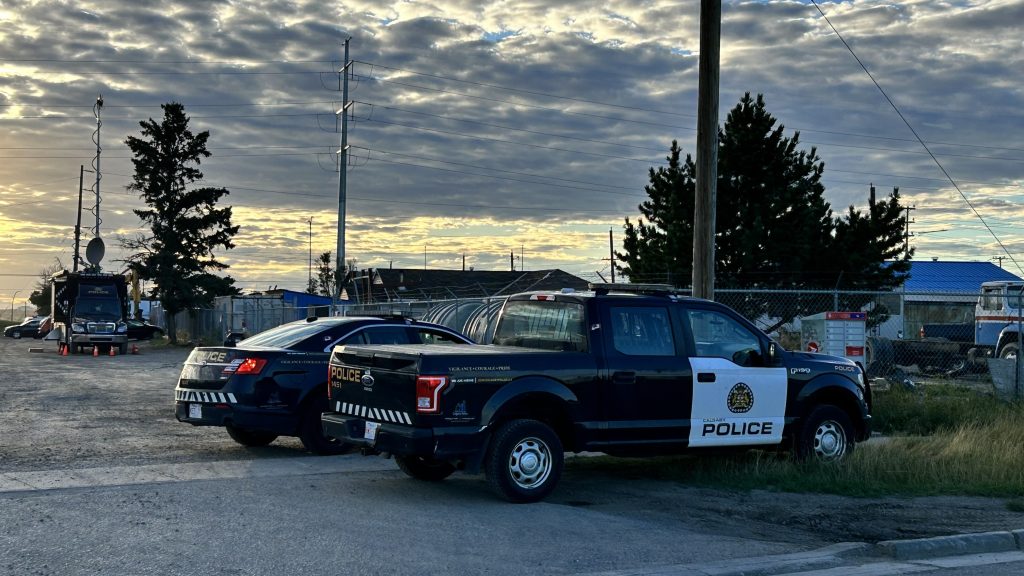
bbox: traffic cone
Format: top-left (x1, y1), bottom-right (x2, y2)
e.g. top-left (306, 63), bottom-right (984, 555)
top-left (131, 344), bottom-right (139, 355)
top-left (92, 345), bottom-right (99, 357)
top-left (109, 346), bottom-right (116, 356)
top-left (60, 344), bottom-right (68, 356)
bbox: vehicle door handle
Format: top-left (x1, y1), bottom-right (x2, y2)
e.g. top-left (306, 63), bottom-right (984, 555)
top-left (697, 372), bottom-right (716, 383)
top-left (612, 371), bottom-right (636, 385)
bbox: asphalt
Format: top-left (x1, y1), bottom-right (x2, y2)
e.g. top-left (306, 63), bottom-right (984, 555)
top-left (3, 458), bottom-right (1022, 576)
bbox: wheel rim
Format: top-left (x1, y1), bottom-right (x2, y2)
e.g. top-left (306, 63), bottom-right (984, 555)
top-left (813, 420), bottom-right (847, 461)
top-left (1004, 350), bottom-right (1017, 361)
top-left (508, 436), bottom-right (552, 490)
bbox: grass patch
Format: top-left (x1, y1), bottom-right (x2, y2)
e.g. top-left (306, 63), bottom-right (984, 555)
top-left (568, 408), bottom-right (1024, 498)
top-left (871, 384), bottom-right (1017, 435)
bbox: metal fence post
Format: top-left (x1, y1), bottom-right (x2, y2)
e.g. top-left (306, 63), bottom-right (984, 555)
top-left (1017, 290), bottom-right (1021, 400)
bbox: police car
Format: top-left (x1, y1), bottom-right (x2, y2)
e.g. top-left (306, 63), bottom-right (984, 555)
top-left (174, 316), bottom-right (473, 453)
top-left (322, 284), bottom-right (872, 502)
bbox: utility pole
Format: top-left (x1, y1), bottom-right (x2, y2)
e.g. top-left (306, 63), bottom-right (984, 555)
top-left (307, 216), bottom-right (313, 291)
top-left (994, 256), bottom-right (1006, 268)
top-left (903, 204), bottom-right (916, 256)
top-left (334, 37), bottom-right (353, 314)
top-left (510, 251), bottom-right (515, 272)
top-left (693, 0), bottom-right (721, 300)
top-left (609, 228), bottom-right (616, 283)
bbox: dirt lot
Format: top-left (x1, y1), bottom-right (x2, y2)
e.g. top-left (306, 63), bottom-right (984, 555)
top-left (0, 335), bottom-right (1021, 545)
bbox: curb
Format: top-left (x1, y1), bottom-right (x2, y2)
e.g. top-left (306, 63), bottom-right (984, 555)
top-left (877, 530), bottom-right (1022, 561)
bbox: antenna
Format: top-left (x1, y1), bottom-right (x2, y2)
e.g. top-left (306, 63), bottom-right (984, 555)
top-left (89, 95), bottom-right (104, 238)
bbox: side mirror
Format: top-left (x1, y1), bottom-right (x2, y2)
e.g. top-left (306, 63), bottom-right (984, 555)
top-left (768, 342), bottom-right (781, 366)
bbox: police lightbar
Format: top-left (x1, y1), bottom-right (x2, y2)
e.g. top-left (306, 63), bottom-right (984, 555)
top-left (588, 283), bottom-right (679, 295)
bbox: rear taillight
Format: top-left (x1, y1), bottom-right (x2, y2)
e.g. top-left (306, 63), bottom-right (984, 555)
top-left (224, 358), bottom-right (267, 376)
top-left (416, 375), bottom-right (448, 413)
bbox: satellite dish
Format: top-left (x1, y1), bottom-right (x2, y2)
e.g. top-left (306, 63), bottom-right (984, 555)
top-left (85, 237), bottom-right (106, 266)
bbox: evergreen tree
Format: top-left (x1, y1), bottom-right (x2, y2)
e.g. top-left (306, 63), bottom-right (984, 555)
top-left (315, 251), bottom-right (335, 297)
top-left (123, 102), bottom-right (239, 343)
top-left (618, 93), bottom-right (910, 320)
top-left (28, 260), bottom-right (64, 316)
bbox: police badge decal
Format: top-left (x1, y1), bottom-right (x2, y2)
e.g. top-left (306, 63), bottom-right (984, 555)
top-left (727, 383), bottom-right (754, 413)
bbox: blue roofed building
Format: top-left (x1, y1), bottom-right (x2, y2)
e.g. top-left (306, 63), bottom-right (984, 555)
top-left (900, 260), bottom-right (1022, 293)
top-left (875, 260), bottom-right (1023, 339)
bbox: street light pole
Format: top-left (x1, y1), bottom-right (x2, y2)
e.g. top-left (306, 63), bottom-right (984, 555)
top-left (11, 290), bottom-right (22, 322)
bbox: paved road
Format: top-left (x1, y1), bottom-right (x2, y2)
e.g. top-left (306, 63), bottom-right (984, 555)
top-left (0, 336), bottom-right (1021, 576)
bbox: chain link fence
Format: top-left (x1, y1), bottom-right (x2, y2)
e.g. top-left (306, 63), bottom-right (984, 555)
top-left (151, 287), bottom-right (1023, 400)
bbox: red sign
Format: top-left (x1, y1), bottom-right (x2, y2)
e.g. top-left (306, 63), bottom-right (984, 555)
top-left (846, 346), bottom-right (864, 357)
top-left (826, 312), bottom-right (867, 321)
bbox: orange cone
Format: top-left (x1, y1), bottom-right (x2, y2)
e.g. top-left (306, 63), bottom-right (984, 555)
top-left (92, 345), bottom-right (99, 357)
top-left (131, 344), bottom-right (139, 355)
top-left (109, 346), bottom-right (116, 356)
top-left (60, 344), bottom-right (68, 356)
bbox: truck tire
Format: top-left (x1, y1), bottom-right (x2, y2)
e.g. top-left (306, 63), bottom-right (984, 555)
top-left (298, 394), bottom-right (352, 455)
top-left (794, 405), bottom-right (855, 463)
top-left (225, 425), bottom-right (277, 447)
top-left (485, 419), bottom-right (563, 503)
top-left (864, 337), bottom-right (894, 377)
top-left (395, 455), bottom-right (456, 481)
top-left (118, 343), bottom-right (128, 355)
top-left (999, 343), bottom-right (1019, 361)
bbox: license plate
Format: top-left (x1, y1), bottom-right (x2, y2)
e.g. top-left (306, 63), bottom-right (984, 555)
top-left (188, 403), bottom-right (202, 419)
top-left (364, 421), bottom-right (379, 441)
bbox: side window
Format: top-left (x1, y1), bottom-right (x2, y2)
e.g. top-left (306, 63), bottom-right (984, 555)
top-left (336, 330), bottom-right (368, 345)
top-left (982, 288), bottom-right (1002, 311)
top-left (687, 309), bottom-right (762, 366)
top-left (415, 328), bottom-right (466, 345)
top-left (362, 326), bottom-right (412, 345)
top-left (610, 307), bottom-right (675, 356)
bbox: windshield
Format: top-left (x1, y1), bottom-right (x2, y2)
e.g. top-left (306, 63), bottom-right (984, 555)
top-left (492, 299), bottom-right (587, 352)
top-left (75, 297), bottom-right (122, 321)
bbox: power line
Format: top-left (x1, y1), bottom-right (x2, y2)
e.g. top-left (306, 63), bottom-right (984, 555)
top-left (811, 0), bottom-right (1024, 276)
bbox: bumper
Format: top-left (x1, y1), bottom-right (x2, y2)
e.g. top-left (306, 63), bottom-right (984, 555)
top-left (321, 412), bottom-right (487, 460)
top-left (174, 400), bottom-right (298, 435)
top-left (71, 334), bottom-right (127, 344)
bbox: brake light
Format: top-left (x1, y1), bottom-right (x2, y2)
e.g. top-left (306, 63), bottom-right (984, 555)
top-left (228, 358), bottom-right (267, 376)
top-left (416, 375), bottom-right (448, 413)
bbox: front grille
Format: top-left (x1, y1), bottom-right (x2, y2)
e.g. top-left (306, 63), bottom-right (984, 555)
top-left (88, 322), bottom-right (116, 334)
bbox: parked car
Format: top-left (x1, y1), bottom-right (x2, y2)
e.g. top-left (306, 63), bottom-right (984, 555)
top-left (174, 316), bottom-right (474, 454)
top-left (126, 319), bottom-right (165, 341)
top-left (3, 316), bottom-right (47, 339)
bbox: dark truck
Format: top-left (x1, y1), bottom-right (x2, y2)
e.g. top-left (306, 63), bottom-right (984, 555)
top-left (51, 270), bottom-right (131, 354)
top-left (322, 284), bottom-right (872, 503)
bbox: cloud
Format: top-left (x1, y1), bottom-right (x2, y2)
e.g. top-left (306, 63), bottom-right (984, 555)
top-left (1, 0), bottom-right (1022, 300)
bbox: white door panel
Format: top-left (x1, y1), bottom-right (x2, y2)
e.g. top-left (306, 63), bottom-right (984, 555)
top-left (688, 357), bottom-right (787, 447)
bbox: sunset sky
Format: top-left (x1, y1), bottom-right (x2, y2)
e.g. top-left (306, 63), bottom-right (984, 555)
top-left (2, 0), bottom-right (1023, 311)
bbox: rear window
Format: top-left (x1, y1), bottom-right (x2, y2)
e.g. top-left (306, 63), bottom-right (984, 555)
top-left (240, 320), bottom-right (339, 349)
top-left (492, 299), bottom-right (587, 352)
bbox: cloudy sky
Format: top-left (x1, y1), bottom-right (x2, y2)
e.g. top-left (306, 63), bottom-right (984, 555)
top-left (2, 0), bottom-right (1023, 309)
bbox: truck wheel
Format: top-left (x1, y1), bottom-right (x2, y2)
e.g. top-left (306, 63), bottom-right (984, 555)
top-left (225, 425), bottom-right (277, 447)
top-left (118, 343), bottom-right (128, 355)
top-left (298, 395), bottom-right (352, 455)
top-left (395, 455), bottom-right (456, 481)
top-left (999, 343), bottom-right (1018, 361)
top-left (485, 419), bottom-right (563, 503)
top-left (794, 405), bottom-right (855, 463)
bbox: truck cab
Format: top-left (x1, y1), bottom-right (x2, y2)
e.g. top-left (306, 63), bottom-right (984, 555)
top-left (51, 270), bottom-right (131, 354)
top-left (976, 281), bottom-right (1024, 360)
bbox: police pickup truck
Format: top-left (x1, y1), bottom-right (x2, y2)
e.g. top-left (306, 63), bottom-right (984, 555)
top-left (322, 284), bottom-right (872, 503)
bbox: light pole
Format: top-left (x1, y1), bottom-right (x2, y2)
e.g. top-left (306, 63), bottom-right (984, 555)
top-left (11, 290), bottom-right (22, 322)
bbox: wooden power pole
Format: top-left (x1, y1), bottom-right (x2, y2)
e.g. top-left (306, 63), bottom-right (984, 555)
top-left (692, 0), bottom-right (721, 300)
